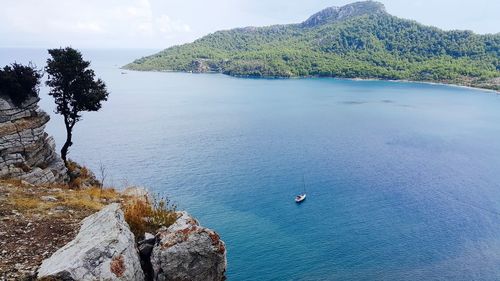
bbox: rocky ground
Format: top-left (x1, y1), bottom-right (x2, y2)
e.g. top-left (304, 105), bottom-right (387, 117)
top-left (0, 180), bottom-right (121, 280)
top-left (0, 180), bottom-right (227, 281)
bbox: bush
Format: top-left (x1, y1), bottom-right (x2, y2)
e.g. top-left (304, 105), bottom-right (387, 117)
top-left (66, 160), bottom-right (100, 188)
top-left (124, 193), bottom-right (177, 239)
top-left (0, 63), bottom-right (41, 106)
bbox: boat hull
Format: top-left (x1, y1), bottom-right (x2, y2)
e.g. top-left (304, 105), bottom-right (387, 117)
top-left (295, 194), bottom-right (306, 203)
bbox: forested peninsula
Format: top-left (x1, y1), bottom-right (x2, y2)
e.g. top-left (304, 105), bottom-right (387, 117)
top-left (124, 1), bottom-right (500, 91)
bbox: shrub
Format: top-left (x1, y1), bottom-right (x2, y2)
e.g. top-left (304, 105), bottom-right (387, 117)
top-left (66, 160), bottom-right (100, 188)
top-left (124, 193), bottom-right (177, 239)
top-left (0, 63), bottom-right (41, 106)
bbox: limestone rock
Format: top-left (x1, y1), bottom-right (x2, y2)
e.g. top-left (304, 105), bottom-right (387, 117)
top-left (0, 95), bottom-right (67, 184)
top-left (151, 211), bottom-right (226, 281)
top-left (144, 232), bottom-right (155, 241)
top-left (301, 1), bottom-right (386, 27)
top-left (40, 195), bottom-right (58, 202)
top-left (37, 203), bottom-right (145, 281)
top-left (122, 186), bottom-right (150, 201)
top-left (189, 60), bottom-right (211, 73)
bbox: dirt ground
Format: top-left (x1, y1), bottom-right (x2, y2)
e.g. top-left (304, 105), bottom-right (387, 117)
top-left (0, 181), bottom-right (119, 280)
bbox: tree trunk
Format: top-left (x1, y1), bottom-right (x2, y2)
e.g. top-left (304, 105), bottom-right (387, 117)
top-left (61, 126), bottom-right (73, 168)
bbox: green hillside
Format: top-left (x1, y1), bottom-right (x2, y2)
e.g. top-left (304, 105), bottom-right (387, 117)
top-left (124, 1), bottom-right (500, 90)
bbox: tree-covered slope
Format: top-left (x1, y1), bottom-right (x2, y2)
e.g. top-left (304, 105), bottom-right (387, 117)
top-left (124, 1), bottom-right (500, 90)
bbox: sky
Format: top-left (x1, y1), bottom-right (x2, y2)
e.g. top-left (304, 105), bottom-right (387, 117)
top-left (0, 0), bottom-right (499, 49)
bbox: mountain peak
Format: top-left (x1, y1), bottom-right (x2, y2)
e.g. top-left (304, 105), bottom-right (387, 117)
top-left (301, 1), bottom-right (386, 27)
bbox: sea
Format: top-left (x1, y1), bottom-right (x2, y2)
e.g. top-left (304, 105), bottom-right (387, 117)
top-left (2, 48), bottom-right (500, 280)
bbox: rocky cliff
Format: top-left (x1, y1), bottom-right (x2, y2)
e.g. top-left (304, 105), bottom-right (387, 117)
top-left (0, 95), bottom-right (67, 184)
top-left (37, 204), bottom-right (227, 281)
top-left (37, 203), bottom-right (145, 280)
top-left (151, 212), bottom-right (227, 281)
top-left (301, 1), bottom-right (386, 27)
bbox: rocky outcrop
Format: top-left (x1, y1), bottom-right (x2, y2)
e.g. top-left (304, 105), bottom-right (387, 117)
top-left (189, 60), bottom-right (210, 73)
top-left (151, 211), bottom-right (227, 281)
top-left (37, 203), bottom-right (145, 281)
top-left (0, 95), bottom-right (67, 184)
top-left (301, 1), bottom-right (386, 27)
top-left (35, 202), bottom-right (226, 281)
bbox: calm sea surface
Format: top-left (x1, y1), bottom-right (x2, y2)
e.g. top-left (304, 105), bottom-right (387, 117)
top-left (2, 48), bottom-right (500, 280)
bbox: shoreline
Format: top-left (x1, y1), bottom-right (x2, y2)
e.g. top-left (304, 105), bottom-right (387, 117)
top-left (351, 78), bottom-right (500, 94)
top-left (121, 68), bottom-right (499, 94)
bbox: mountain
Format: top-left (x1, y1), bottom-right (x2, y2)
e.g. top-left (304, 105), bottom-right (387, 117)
top-left (301, 1), bottom-right (386, 27)
top-left (124, 1), bottom-right (500, 90)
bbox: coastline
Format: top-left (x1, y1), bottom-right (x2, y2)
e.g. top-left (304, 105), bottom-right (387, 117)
top-left (351, 78), bottom-right (500, 94)
top-left (121, 67), bottom-right (500, 94)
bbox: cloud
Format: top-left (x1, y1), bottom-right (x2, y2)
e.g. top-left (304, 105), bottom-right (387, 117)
top-left (0, 0), bottom-right (498, 48)
top-left (75, 22), bottom-right (105, 33)
top-left (155, 15), bottom-right (191, 33)
top-left (0, 0), bottom-right (192, 48)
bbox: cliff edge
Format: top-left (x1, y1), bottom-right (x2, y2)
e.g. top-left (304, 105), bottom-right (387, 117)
top-left (37, 203), bottom-right (227, 281)
top-left (0, 95), bottom-right (67, 184)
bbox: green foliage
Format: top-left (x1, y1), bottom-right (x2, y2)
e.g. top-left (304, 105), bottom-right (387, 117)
top-left (125, 13), bottom-right (500, 90)
top-left (46, 48), bottom-right (109, 123)
top-left (0, 63), bottom-right (42, 106)
top-left (45, 47), bottom-right (109, 163)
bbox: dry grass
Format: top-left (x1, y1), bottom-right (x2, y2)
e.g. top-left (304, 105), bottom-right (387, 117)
top-left (0, 167), bottom-right (181, 278)
top-left (66, 160), bottom-right (100, 188)
top-left (0, 179), bottom-right (118, 280)
top-left (124, 194), bottom-right (177, 239)
top-left (124, 199), bottom-right (151, 237)
top-left (57, 187), bottom-right (121, 211)
top-left (89, 186), bottom-right (119, 200)
top-left (11, 197), bottom-right (40, 210)
top-left (1, 178), bottom-right (25, 187)
top-left (3, 180), bottom-right (121, 215)
top-left (2, 176), bottom-right (178, 240)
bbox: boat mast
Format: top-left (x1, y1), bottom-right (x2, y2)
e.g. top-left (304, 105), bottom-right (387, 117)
top-left (302, 174), bottom-right (306, 194)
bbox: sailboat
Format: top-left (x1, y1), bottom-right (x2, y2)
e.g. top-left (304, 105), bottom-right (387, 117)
top-left (295, 175), bottom-right (307, 203)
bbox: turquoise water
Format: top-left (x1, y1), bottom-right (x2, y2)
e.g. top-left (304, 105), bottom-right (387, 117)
top-left (2, 49), bottom-right (500, 280)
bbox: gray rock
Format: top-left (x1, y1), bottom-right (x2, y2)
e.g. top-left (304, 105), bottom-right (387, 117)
top-left (53, 206), bottom-right (67, 212)
top-left (122, 186), bottom-right (150, 200)
top-left (0, 95), bottom-right (68, 184)
top-left (40, 195), bottom-right (58, 202)
top-left (301, 1), bottom-right (386, 27)
top-left (144, 232), bottom-right (155, 241)
top-left (189, 60), bottom-right (210, 73)
top-left (37, 203), bottom-right (145, 281)
top-left (151, 211), bottom-right (226, 281)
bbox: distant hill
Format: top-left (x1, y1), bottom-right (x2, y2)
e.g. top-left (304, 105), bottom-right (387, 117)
top-left (124, 1), bottom-right (500, 91)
